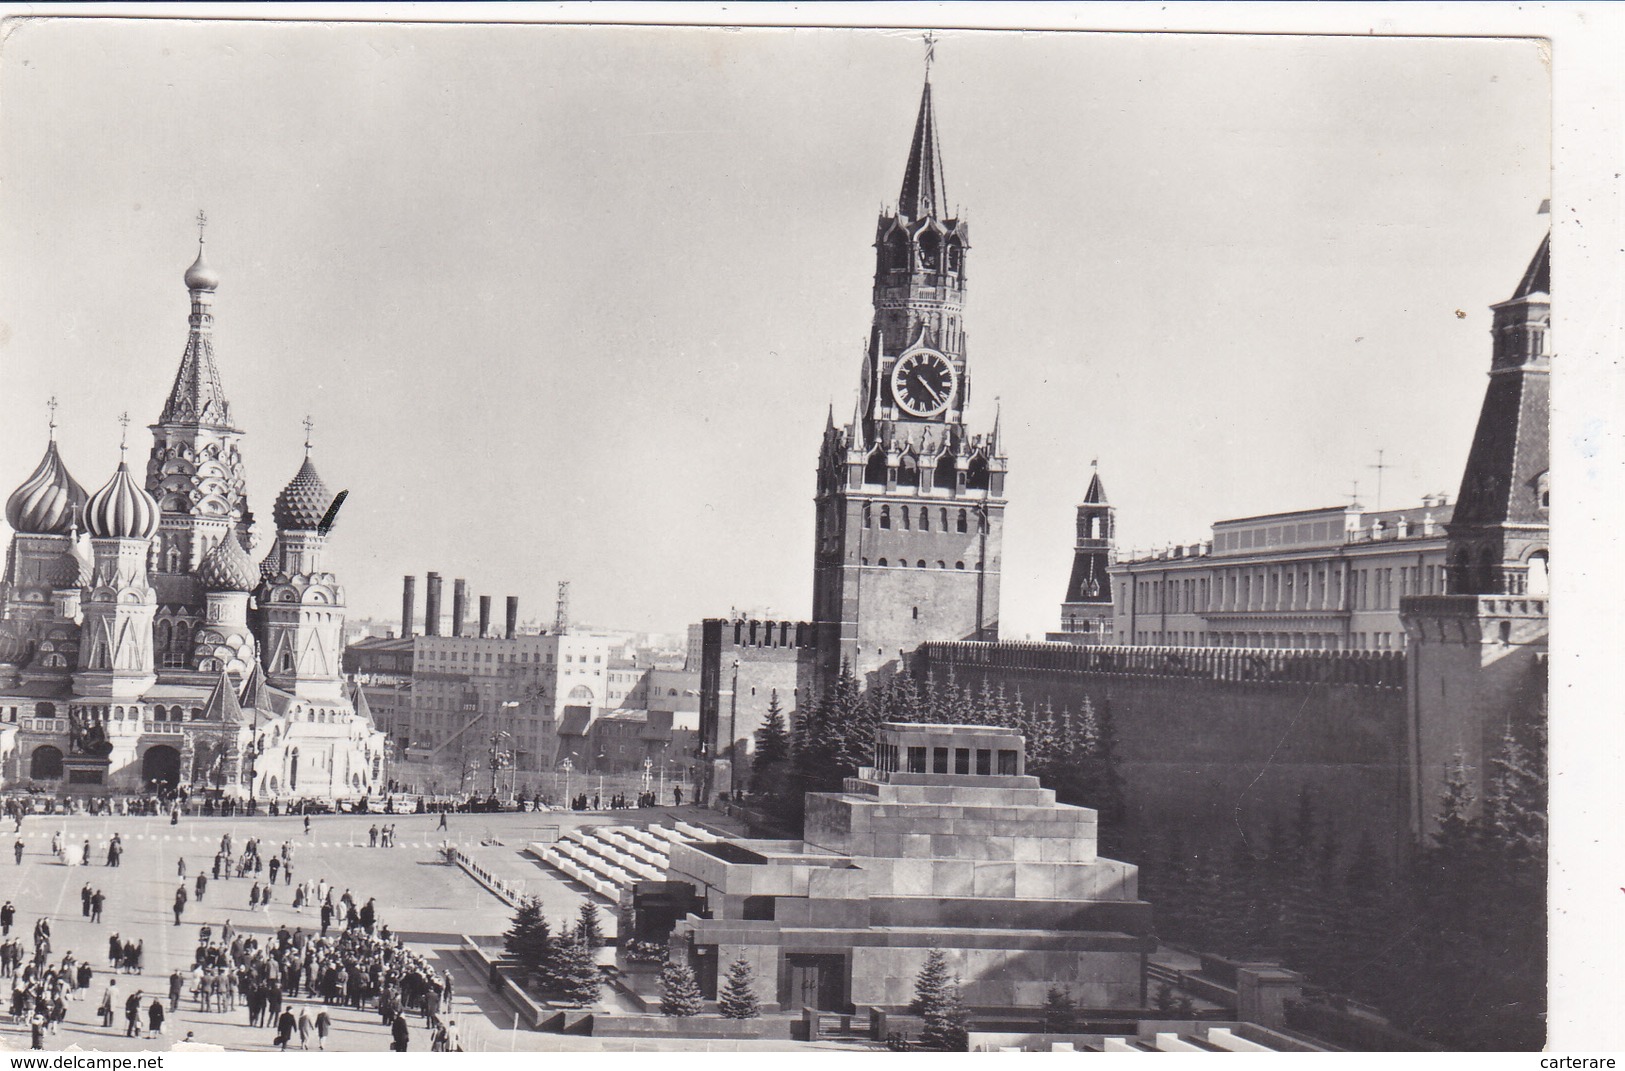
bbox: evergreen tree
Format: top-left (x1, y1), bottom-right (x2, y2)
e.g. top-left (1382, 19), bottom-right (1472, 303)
top-left (908, 948), bottom-right (952, 1015)
top-left (502, 897), bottom-right (554, 982)
top-left (718, 957), bottom-right (761, 1019)
top-left (551, 932), bottom-right (602, 1008)
top-left (1041, 986), bottom-right (1077, 1034)
top-left (920, 976), bottom-right (970, 1052)
top-left (658, 959), bottom-right (705, 1017)
top-left (575, 899), bottom-right (604, 951)
top-left (751, 690), bottom-right (791, 786)
top-left (1152, 982), bottom-right (1176, 1015)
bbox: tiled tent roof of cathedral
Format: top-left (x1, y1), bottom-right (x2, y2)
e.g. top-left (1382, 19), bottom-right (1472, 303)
top-left (1512, 230), bottom-right (1550, 299)
top-left (161, 248), bottom-right (234, 429)
top-left (272, 456), bottom-right (335, 531)
top-left (45, 545), bottom-right (82, 588)
top-left (84, 461), bottom-right (160, 540)
top-left (5, 440), bottom-right (89, 535)
top-left (238, 660), bottom-right (272, 713)
top-left (898, 78), bottom-right (948, 221)
top-left (196, 533), bottom-right (257, 592)
top-left (202, 669), bottom-right (246, 723)
top-left (349, 681), bottom-right (376, 730)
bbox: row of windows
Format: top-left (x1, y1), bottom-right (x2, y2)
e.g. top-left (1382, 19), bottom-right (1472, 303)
top-left (419, 649), bottom-right (603, 666)
top-left (1131, 561), bottom-right (1449, 616)
top-left (864, 504), bottom-right (977, 533)
top-left (862, 558), bottom-right (975, 570)
top-left (874, 742), bottom-right (1019, 777)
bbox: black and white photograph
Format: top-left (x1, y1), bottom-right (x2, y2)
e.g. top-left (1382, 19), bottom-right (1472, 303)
top-left (0, 5), bottom-right (1616, 1058)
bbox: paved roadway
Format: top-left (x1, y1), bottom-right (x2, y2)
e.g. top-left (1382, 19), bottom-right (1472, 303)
top-left (0, 806), bottom-right (766, 1053)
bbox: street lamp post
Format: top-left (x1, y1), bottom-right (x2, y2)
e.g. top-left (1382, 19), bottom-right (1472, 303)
top-left (560, 756), bottom-right (574, 807)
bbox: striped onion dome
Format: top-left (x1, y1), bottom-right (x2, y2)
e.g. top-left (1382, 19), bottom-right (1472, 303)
top-left (65, 533), bottom-right (94, 586)
top-left (197, 533), bottom-right (257, 592)
top-left (84, 461), bottom-right (159, 540)
top-left (272, 456), bottom-right (334, 531)
top-left (5, 440), bottom-right (88, 535)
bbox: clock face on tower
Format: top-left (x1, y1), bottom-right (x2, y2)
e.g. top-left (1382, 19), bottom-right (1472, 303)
top-left (890, 349), bottom-right (958, 418)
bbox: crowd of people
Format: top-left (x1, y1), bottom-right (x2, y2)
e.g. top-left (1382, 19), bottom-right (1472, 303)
top-left (2, 817), bottom-right (470, 1052)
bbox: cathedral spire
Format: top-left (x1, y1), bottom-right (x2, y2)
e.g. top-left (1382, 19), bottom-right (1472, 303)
top-left (897, 70), bottom-right (948, 221)
top-left (161, 220), bottom-right (234, 430)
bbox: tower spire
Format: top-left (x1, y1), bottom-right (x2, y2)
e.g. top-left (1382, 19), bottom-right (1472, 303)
top-left (898, 58), bottom-right (948, 221)
top-left (303, 414), bottom-right (314, 457)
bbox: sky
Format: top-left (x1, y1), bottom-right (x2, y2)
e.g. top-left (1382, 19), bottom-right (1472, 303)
top-left (0, 18), bottom-right (1550, 639)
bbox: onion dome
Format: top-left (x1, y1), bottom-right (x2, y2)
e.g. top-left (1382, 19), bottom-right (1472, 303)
top-left (84, 461), bottom-right (160, 540)
top-left (5, 441), bottom-right (88, 535)
top-left (66, 533), bottom-right (94, 586)
top-left (197, 534), bottom-right (257, 592)
top-left (259, 535), bottom-right (281, 581)
top-left (184, 243), bottom-right (220, 292)
top-left (272, 456), bottom-right (334, 531)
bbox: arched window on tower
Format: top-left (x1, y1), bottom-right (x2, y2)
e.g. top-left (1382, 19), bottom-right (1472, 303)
top-left (1536, 471), bottom-right (1550, 510)
top-left (865, 447), bottom-right (887, 488)
top-left (898, 456), bottom-right (919, 492)
top-left (880, 506), bottom-right (891, 530)
top-left (900, 506), bottom-right (911, 530)
top-left (863, 503), bottom-right (873, 528)
top-left (1527, 550), bottom-right (1549, 596)
top-left (918, 230), bottom-right (941, 272)
top-left (956, 510), bottom-right (968, 534)
top-left (919, 507), bottom-right (930, 531)
top-left (946, 237), bottom-right (963, 274)
top-left (886, 230), bottom-right (908, 272)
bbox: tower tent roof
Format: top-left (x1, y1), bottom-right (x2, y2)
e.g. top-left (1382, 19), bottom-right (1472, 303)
top-left (897, 78), bottom-right (948, 221)
top-left (202, 669), bottom-right (246, 723)
top-left (1083, 467), bottom-right (1109, 505)
top-left (1511, 230), bottom-right (1550, 300)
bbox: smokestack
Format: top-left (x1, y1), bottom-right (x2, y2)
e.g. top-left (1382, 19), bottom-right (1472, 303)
top-left (478, 595), bottom-right (492, 639)
top-left (401, 575), bottom-right (416, 638)
top-left (505, 596), bottom-right (518, 640)
top-left (425, 572), bottom-right (442, 637)
top-left (452, 579), bottom-right (468, 638)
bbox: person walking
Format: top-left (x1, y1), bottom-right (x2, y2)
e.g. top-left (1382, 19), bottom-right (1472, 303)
top-left (81, 883), bottom-right (92, 918)
top-left (90, 889), bottom-right (104, 923)
top-left (177, 856), bottom-right (186, 879)
top-left (195, 871), bottom-right (207, 903)
top-left (274, 1006), bottom-right (296, 1050)
top-left (148, 996), bottom-right (165, 1039)
top-left (173, 885), bottom-right (188, 926)
top-left (124, 990), bottom-right (143, 1037)
top-left (313, 1006), bottom-right (330, 1050)
top-left (391, 1010), bottom-right (410, 1052)
top-left (14, 839), bottom-right (23, 864)
top-left (2, 899), bottom-right (14, 936)
top-left (169, 969), bottom-right (184, 1012)
top-left (269, 855), bottom-right (280, 884)
top-left (297, 1005), bottom-right (313, 1049)
top-left (436, 810), bottom-right (448, 831)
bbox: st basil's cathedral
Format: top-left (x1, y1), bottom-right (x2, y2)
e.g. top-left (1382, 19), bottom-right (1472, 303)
top-left (0, 234), bottom-right (386, 799)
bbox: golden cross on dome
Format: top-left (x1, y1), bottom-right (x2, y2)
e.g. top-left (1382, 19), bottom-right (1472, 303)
top-left (197, 209), bottom-right (208, 243)
top-left (923, 31), bottom-right (937, 76)
top-left (46, 396), bottom-right (58, 439)
top-left (117, 411), bottom-right (130, 454)
top-left (303, 414), bottom-right (314, 455)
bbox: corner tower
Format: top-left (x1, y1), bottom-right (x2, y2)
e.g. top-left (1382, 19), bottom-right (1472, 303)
top-left (1055, 463), bottom-right (1115, 644)
top-left (1445, 232), bottom-right (1550, 595)
top-left (813, 65), bottom-right (1007, 686)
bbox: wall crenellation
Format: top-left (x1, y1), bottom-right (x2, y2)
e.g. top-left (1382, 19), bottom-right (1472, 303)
top-left (920, 640), bottom-right (1406, 691)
